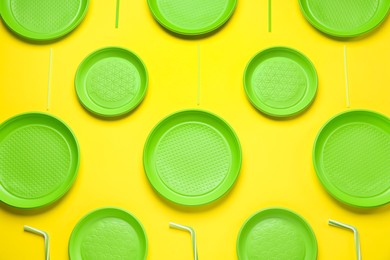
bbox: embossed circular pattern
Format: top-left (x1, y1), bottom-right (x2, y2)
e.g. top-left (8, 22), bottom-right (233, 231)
top-left (299, 0), bottom-right (390, 37)
top-left (144, 110), bottom-right (242, 206)
top-left (75, 47), bottom-right (148, 117)
top-left (244, 47), bottom-right (318, 117)
top-left (0, 0), bottom-right (89, 40)
top-left (69, 208), bottom-right (147, 260)
top-left (237, 208), bottom-right (317, 260)
top-left (86, 58), bottom-right (140, 109)
top-left (147, 0), bottom-right (237, 35)
top-left (253, 58), bottom-right (307, 109)
top-left (156, 122), bottom-right (231, 196)
top-left (0, 113), bottom-right (79, 208)
top-left (314, 110), bottom-right (390, 207)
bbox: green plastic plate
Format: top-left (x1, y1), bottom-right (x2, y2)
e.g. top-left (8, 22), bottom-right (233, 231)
top-left (0, 113), bottom-right (79, 209)
top-left (237, 208), bottom-right (317, 260)
top-left (313, 110), bottom-right (390, 207)
top-left (244, 47), bottom-right (318, 118)
top-left (75, 47), bottom-right (148, 117)
top-left (144, 109), bottom-right (242, 206)
top-left (69, 207), bottom-right (147, 260)
top-left (299, 0), bottom-right (390, 38)
top-left (147, 0), bottom-right (237, 35)
top-left (0, 0), bottom-right (89, 41)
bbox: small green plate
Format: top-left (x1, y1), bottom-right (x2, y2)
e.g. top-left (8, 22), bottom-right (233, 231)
top-left (237, 208), bottom-right (318, 260)
top-left (75, 47), bottom-right (148, 117)
top-left (0, 113), bottom-right (79, 209)
top-left (244, 47), bottom-right (318, 118)
top-left (313, 110), bottom-right (390, 207)
top-left (0, 0), bottom-right (89, 41)
top-left (69, 207), bottom-right (147, 260)
top-left (299, 0), bottom-right (390, 38)
top-left (143, 109), bottom-right (242, 206)
top-left (147, 0), bottom-right (237, 35)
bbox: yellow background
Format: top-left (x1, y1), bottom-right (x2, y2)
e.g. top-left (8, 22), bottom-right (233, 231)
top-left (1, 1), bottom-right (390, 259)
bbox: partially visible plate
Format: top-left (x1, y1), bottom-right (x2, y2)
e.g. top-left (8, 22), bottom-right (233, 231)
top-left (237, 208), bottom-right (317, 260)
top-left (244, 47), bottom-right (318, 117)
top-left (147, 0), bottom-right (237, 35)
top-left (0, 0), bottom-right (89, 41)
top-left (75, 47), bottom-right (148, 117)
top-left (313, 110), bottom-right (390, 207)
top-left (69, 207), bottom-right (147, 260)
top-left (299, 0), bottom-right (390, 38)
top-left (144, 109), bottom-right (242, 206)
top-left (0, 112), bottom-right (80, 208)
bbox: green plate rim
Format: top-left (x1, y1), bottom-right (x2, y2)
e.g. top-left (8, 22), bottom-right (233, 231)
top-left (313, 109), bottom-right (390, 208)
top-left (243, 46), bottom-right (318, 118)
top-left (298, 0), bottom-right (390, 38)
top-left (0, 0), bottom-right (90, 41)
top-left (236, 207), bottom-right (318, 259)
top-left (146, 0), bottom-right (237, 36)
top-left (0, 112), bottom-right (80, 209)
top-left (75, 46), bottom-right (148, 118)
top-left (68, 207), bottom-right (148, 260)
top-left (143, 109), bottom-right (242, 206)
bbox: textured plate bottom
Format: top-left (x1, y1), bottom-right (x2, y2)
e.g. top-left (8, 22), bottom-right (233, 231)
top-left (299, 0), bottom-right (390, 37)
top-left (144, 110), bottom-right (242, 206)
top-left (0, 113), bottom-right (79, 208)
top-left (69, 208), bottom-right (147, 260)
top-left (158, 0), bottom-right (228, 29)
top-left (0, 0), bottom-right (89, 40)
top-left (86, 57), bottom-right (140, 109)
top-left (237, 208), bottom-right (317, 260)
top-left (147, 0), bottom-right (237, 35)
top-left (244, 47), bottom-right (318, 117)
top-left (314, 110), bottom-right (390, 207)
top-left (0, 126), bottom-right (70, 198)
top-left (155, 122), bottom-right (230, 196)
top-left (10, 0), bottom-right (81, 33)
top-left (75, 47), bottom-right (148, 117)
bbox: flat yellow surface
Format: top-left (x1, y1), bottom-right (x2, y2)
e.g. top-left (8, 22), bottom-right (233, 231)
top-left (1, 1), bottom-right (390, 259)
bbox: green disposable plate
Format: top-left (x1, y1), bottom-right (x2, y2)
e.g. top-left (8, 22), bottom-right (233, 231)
top-left (69, 207), bottom-right (147, 260)
top-left (144, 109), bottom-right (242, 206)
top-left (299, 0), bottom-right (390, 38)
top-left (0, 113), bottom-right (79, 209)
top-left (237, 208), bottom-right (317, 260)
top-left (313, 110), bottom-right (390, 207)
top-left (75, 47), bottom-right (148, 117)
top-left (147, 0), bottom-right (237, 35)
top-left (244, 47), bottom-right (318, 118)
top-left (0, 0), bottom-right (89, 41)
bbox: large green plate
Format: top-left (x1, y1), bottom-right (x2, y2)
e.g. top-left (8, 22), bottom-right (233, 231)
top-left (0, 113), bottom-right (80, 208)
top-left (244, 47), bottom-right (318, 118)
top-left (299, 0), bottom-right (390, 38)
top-left (143, 109), bottom-right (242, 206)
top-left (0, 0), bottom-right (89, 41)
top-left (237, 208), bottom-right (317, 260)
top-left (147, 0), bottom-right (237, 35)
top-left (69, 207), bottom-right (147, 260)
top-left (75, 47), bottom-right (148, 117)
top-left (313, 110), bottom-right (390, 207)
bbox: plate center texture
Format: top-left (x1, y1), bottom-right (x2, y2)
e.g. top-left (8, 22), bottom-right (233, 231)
top-left (80, 218), bottom-right (141, 260)
top-left (246, 218), bottom-right (306, 259)
top-left (10, 0), bottom-right (82, 33)
top-left (323, 123), bottom-right (390, 197)
top-left (86, 57), bottom-right (141, 109)
top-left (0, 125), bottom-right (71, 199)
top-left (155, 122), bottom-right (231, 196)
top-left (307, 0), bottom-right (379, 31)
top-left (158, 0), bottom-right (229, 29)
top-left (252, 57), bottom-right (307, 109)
